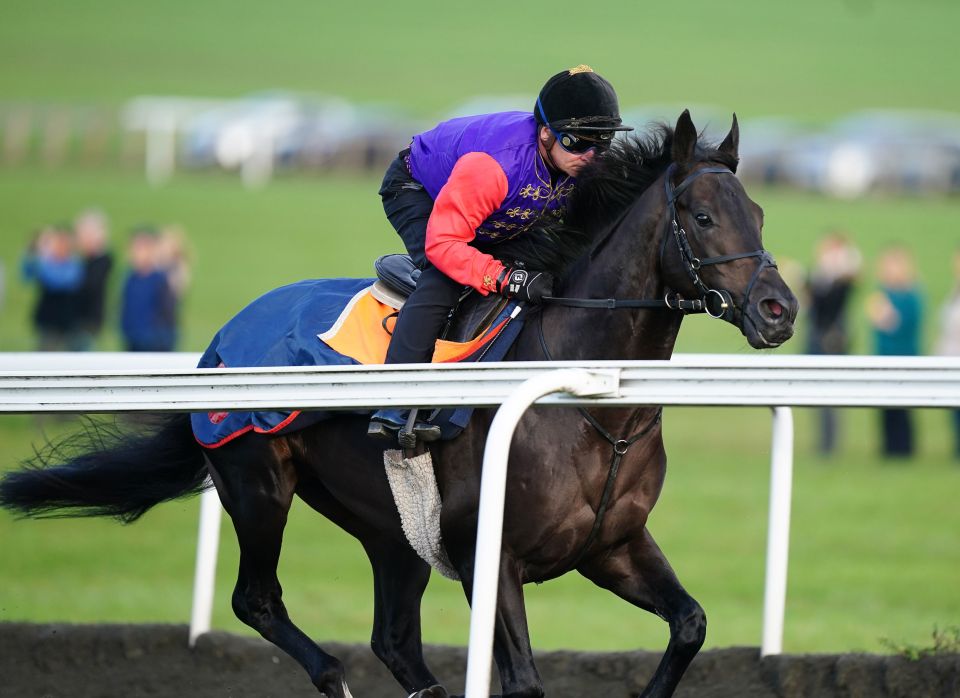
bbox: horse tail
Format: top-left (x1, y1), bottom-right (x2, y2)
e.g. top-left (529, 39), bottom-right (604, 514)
top-left (0, 414), bottom-right (209, 523)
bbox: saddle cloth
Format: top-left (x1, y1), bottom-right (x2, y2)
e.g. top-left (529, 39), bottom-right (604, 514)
top-left (190, 275), bottom-right (524, 448)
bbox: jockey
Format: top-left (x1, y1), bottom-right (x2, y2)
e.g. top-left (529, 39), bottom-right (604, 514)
top-left (369, 65), bottom-right (633, 442)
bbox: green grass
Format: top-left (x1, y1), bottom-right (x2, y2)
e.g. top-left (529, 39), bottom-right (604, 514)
top-left (1, 0), bottom-right (959, 659)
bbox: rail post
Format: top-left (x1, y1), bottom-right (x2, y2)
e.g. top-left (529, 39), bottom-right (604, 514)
top-left (761, 406), bottom-right (794, 656)
top-left (188, 485), bottom-right (222, 647)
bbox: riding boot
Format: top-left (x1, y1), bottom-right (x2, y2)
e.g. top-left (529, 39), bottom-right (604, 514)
top-left (367, 266), bottom-right (463, 444)
top-left (367, 408), bottom-right (442, 443)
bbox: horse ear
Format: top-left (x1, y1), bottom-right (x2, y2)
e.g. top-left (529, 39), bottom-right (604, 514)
top-left (672, 109), bottom-right (697, 165)
top-left (718, 113), bottom-right (740, 165)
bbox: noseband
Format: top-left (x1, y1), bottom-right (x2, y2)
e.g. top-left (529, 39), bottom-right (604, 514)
top-left (661, 163), bottom-right (776, 322)
top-left (543, 162), bottom-right (777, 323)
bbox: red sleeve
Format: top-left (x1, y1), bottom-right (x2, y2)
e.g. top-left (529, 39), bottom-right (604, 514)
top-left (424, 151), bottom-right (510, 294)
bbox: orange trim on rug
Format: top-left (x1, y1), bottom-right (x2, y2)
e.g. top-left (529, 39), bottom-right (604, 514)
top-left (320, 291), bottom-right (394, 364)
top-left (196, 410), bottom-right (304, 449)
top-left (320, 289), bottom-right (500, 365)
top-left (435, 318), bottom-right (508, 362)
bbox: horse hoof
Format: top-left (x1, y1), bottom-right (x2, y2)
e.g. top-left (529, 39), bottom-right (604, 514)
top-left (409, 685), bottom-right (449, 698)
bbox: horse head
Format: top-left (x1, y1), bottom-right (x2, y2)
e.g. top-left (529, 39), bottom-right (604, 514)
top-left (661, 110), bottom-right (798, 348)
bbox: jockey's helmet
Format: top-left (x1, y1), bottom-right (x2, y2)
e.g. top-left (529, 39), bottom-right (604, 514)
top-left (534, 65), bottom-right (634, 138)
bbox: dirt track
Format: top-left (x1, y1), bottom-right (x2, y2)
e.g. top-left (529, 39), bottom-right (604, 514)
top-left (2, 623), bottom-right (958, 697)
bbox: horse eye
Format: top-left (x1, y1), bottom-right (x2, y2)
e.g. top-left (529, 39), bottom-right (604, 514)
top-left (695, 213), bottom-right (713, 227)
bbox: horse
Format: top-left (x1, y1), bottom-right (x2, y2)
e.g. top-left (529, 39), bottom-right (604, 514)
top-left (0, 110), bottom-right (798, 698)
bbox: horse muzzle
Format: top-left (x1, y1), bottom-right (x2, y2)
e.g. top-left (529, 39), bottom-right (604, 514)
top-left (741, 286), bottom-right (799, 349)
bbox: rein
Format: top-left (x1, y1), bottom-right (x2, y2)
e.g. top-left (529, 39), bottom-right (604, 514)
top-left (537, 312), bottom-right (662, 568)
top-left (543, 163), bottom-right (777, 322)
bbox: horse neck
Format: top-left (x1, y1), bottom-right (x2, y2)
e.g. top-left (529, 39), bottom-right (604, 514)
top-left (531, 180), bottom-right (683, 362)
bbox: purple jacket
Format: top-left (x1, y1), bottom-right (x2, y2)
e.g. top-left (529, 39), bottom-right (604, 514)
top-left (409, 112), bottom-right (575, 243)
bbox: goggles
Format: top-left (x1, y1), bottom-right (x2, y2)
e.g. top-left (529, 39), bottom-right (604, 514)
top-left (552, 129), bottom-right (613, 154)
top-left (536, 98), bottom-right (615, 155)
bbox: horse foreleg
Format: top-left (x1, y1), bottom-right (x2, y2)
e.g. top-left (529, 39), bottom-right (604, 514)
top-left (579, 528), bottom-right (706, 698)
top-left (454, 553), bottom-right (544, 698)
top-left (363, 538), bottom-right (447, 696)
top-left (207, 443), bottom-right (353, 698)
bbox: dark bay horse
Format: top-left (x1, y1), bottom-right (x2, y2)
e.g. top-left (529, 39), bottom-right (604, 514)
top-left (0, 111), bottom-right (798, 698)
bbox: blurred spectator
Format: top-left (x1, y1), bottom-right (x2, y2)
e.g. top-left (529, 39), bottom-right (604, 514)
top-left (21, 225), bottom-right (83, 350)
top-left (72, 208), bottom-right (114, 350)
top-left (156, 224), bottom-right (192, 299)
top-left (805, 232), bottom-right (861, 456)
top-left (120, 227), bottom-right (177, 352)
top-left (866, 245), bottom-right (923, 458)
top-left (935, 247), bottom-right (960, 459)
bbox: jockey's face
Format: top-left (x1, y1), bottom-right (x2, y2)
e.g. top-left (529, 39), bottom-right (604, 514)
top-left (538, 126), bottom-right (597, 177)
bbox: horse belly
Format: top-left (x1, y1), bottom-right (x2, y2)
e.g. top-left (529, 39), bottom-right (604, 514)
top-left (290, 418), bottom-right (409, 543)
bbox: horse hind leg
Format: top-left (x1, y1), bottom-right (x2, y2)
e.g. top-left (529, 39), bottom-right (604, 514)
top-left (206, 437), bottom-right (353, 697)
top-left (579, 528), bottom-right (706, 698)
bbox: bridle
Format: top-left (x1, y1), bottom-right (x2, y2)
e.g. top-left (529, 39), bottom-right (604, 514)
top-left (543, 162), bottom-right (778, 324)
top-left (660, 162), bottom-right (776, 322)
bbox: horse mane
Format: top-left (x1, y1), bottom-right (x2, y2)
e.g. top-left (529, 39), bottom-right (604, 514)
top-left (489, 123), bottom-right (738, 276)
top-left (567, 123), bottom-right (677, 235)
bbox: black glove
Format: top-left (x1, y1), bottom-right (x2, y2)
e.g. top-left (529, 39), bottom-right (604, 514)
top-left (496, 268), bottom-right (554, 304)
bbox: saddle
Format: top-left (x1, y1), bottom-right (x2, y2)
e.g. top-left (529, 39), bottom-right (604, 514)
top-left (371, 253), bottom-right (510, 345)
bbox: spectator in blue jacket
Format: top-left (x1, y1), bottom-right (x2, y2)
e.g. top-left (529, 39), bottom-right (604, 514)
top-left (120, 227), bottom-right (177, 352)
top-left (867, 245), bottom-right (923, 458)
top-left (21, 225), bottom-right (84, 350)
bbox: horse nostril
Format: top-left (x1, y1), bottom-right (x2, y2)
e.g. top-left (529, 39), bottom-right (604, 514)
top-left (762, 299), bottom-right (785, 321)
